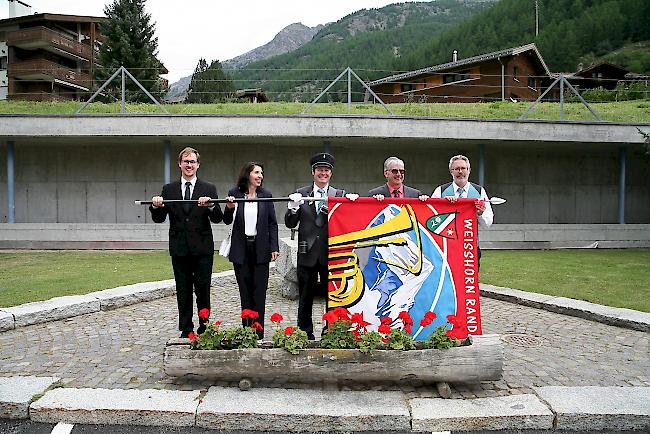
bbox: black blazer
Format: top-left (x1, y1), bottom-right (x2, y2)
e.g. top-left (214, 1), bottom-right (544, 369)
top-left (285, 184), bottom-right (345, 267)
top-left (367, 183), bottom-right (422, 198)
top-left (150, 178), bottom-right (223, 256)
top-left (223, 187), bottom-right (279, 265)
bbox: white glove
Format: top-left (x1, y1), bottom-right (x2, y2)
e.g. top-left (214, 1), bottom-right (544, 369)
top-left (288, 192), bottom-right (303, 211)
top-left (345, 193), bottom-right (359, 201)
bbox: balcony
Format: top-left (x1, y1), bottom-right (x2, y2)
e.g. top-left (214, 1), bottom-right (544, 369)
top-left (7, 26), bottom-right (94, 61)
top-left (9, 59), bottom-right (91, 90)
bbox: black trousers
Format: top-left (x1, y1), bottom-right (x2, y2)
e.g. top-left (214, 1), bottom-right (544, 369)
top-left (171, 254), bottom-right (213, 333)
top-left (233, 239), bottom-right (269, 338)
top-left (297, 261), bottom-right (327, 336)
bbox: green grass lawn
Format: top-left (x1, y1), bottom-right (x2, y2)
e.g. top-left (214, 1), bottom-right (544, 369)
top-left (1, 250), bottom-right (648, 312)
top-left (480, 249), bottom-right (650, 313)
top-left (0, 251), bottom-right (232, 308)
top-left (1, 100), bottom-right (648, 123)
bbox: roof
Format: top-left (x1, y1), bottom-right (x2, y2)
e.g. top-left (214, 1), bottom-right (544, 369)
top-left (573, 62), bottom-right (629, 77)
top-left (368, 43), bottom-right (551, 86)
top-left (0, 13), bottom-right (106, 27)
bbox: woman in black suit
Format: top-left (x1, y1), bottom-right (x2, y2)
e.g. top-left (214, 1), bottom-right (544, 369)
top-left (224, 162), bottom-right (279, 339)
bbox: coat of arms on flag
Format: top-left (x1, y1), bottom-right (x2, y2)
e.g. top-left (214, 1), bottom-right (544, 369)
top-left (327, 197), bottom-right (481, 340)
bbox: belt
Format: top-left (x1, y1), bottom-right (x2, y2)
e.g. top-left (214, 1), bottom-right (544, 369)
top-left (246, 235), bottom-right (256, 242)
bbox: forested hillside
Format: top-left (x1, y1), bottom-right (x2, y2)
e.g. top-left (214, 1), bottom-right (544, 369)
top-left (232, 0), bottom-right (649, 102)
top-left (231, 0), bottom-right (496, 100)
top-left (399, 0), bottom-right (650, 73)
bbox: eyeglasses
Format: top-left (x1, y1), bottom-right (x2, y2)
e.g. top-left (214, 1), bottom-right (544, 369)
top-left (451, 167), bottom-right (468, 172)
top-left (389, 169), bottom-right (406, 175)
top-left (182, 160), bottom-right (197, 165)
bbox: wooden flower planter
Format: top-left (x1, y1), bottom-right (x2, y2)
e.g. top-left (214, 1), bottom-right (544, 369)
top-left (164, 334), bottom-right (503, 396)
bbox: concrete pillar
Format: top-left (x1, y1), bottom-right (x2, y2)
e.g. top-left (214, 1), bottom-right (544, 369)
top-left (6, 140), bottom-right (15, 223)
top-left (164, 140), bottom-right (171, 185)
top-left (478, 143), bottom-right (485, 187)
top-left (618, 146), bottom-right (626, 224)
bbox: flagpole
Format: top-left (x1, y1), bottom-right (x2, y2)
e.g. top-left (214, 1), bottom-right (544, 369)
top-left (135, 196), bottom-right (507, 206)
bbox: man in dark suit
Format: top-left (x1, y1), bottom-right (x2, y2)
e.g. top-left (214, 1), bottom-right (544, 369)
top-left (285, 152), bottom-right (345, 340)
top-left (150, 147), bottom-right (223, 338)
top-left (368, 156), bottom-right (422, 199)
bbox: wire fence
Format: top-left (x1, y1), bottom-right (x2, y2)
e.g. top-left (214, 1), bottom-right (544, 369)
top-left (3, 65), bottom-right (650, 107)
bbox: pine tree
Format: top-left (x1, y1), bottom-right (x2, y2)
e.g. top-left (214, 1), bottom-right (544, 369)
top-left (96, 0), bottom-right (165, 102)
top-left (186, 59), bottom-right (235, 103)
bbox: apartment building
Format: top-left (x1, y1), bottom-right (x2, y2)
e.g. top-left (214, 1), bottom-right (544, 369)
top-left (0, 9), bottom-right (105, 101)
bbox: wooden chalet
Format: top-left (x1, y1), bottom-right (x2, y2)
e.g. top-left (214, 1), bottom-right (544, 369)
top-left (567, 62), bottom-right (629, 90)
top-left (368, 43), bottom-right (552, 103)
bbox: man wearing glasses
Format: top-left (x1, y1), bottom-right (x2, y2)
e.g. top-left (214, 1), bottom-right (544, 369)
top-left (432, 154), bottom-right (493, 265)
top-left (149, 147), bottom-right (223, 338)
top-left (368, 156), bottom-right (422, 199)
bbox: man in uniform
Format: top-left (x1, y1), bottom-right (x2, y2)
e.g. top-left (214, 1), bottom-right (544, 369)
top-left (285, 152), bottom-right (345, 340)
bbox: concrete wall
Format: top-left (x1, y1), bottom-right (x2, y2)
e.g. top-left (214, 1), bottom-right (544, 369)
top-left (0, 141), bottom-right (649, 224)
top-left (1, 223), bottom-right (647, 250)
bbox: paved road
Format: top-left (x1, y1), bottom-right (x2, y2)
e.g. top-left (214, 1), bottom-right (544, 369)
top-left (1, 271), bottom-right (647, 398)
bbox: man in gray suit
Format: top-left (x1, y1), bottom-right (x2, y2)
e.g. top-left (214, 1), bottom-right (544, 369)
top-left (368, 156), bottom-right (422, 199)
top-left (285, 152), bottom-right (345, 340)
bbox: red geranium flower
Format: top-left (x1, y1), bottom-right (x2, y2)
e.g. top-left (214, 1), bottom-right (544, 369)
top-left (241, 309), bottom-right (259, 319)
top-left (187, 331), bottom-right (197, 342)
top-left (352, 329), bottom-right (360, 340)
top-left (378, 324), bottom-right (391, 334)
top-left (270, 312), bottom-right (283, 323)
top-left (446, 314), bottom-right (459, 326)
top-left (398, 311), bottom-right (412, 321)
top-left (332, 307), bottom-right (351, 321)
top-left (420, 318), bottom-right (432, 327)
top-left (214, 320), bottom-right (222, 326)
top-left (424, 311), bottom-right (436, 321)
top-left (251, 321), bottom-right (263, 331)
top-left (404, 324), bottom-right (412, 334)
top-left (198, 308), bottom-right (210, 321)
top-left (446, 329), bottom-right (455, 338)
top-left (350, 312), bottom-right (371, 328)
top-left (322, 310), bottom-right (338, 323)
top-left (380, 316), bottom-right (392, 326)
top-left (284, 326), bottom-right (294, 335)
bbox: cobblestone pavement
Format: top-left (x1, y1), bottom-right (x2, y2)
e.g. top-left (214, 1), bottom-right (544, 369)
top-left (1, 270), bottom-right (648, 399)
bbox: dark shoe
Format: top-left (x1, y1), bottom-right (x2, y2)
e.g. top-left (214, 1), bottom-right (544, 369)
top-left (197, 324), bottom-right (206, 335)
top-left (180, 330), bottom-right (193, 338)
top-left (307, 333), bottom-right (315, 341)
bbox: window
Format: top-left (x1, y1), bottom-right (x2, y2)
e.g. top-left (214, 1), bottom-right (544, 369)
top-left (0, 56), bottom-right (7, 70)
top-left (527, 76), bottom-right (536, 89)
top-left (513, 66), bottom-right (519, 81)
top-left (443, 70), bottom-right (470, 84)
top-left (400, 83), bottom-right (416, 93)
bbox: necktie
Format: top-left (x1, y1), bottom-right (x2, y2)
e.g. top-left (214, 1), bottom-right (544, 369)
top-left (316, 188), bottom-right (325, 214)
top-left (392, 190), bottom-right (400, 198)
top-left (456, 187), bottom-right (464, 198)
top-left (183, 181), bottom-right (192, 213)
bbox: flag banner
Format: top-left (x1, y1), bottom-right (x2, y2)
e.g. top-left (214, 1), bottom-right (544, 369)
top-left (327, 197), bottom-right (481, 340)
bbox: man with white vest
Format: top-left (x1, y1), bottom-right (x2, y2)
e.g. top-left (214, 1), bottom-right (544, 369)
top-left (432, 154), bottom-right (493, 265)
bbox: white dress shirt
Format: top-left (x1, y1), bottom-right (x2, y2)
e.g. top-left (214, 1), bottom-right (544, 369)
top-left (432, 181), bottom-right (493, 227)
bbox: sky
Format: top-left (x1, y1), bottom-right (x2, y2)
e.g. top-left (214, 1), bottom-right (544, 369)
top-left (1, 0), bottom-right (401, 83)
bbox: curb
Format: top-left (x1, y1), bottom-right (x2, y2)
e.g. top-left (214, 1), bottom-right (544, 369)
top-left (1, 377), bottom-right (647, 432)
top-left (480, 283), bottom-right (650, 332)
top-left (0, 270), bottom-right (236, 332)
